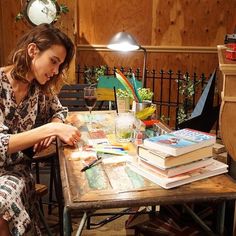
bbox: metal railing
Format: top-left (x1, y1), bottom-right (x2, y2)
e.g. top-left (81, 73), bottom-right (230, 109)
top-left (76, 65), bottom-right (220, 130)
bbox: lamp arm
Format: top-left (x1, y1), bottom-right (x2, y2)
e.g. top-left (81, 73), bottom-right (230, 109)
top-left (140, 46), bottom-right (147, 87)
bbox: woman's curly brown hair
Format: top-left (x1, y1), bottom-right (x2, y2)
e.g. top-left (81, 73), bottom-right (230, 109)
top-left (8, 23), bottom-right (75, 94)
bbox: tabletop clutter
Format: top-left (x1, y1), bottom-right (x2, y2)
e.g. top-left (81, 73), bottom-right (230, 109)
top-left (68, 69), bottom-right (228, 190)
top-left (67, 106), bottom-right (227, 190)
top-left (115, 106), bottom-right (228, 189)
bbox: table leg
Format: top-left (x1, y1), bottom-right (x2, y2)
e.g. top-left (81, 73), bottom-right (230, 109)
top-left (75, 212), bottom-right (88, 236)
top-left (183, 204), bottom-right (215, 234)
top-left (216, 201), bottom-right (225, 235)
top-left (64, 207), bottom-right (72, 236)
top-left (225, 200), bottom-right (236, 235)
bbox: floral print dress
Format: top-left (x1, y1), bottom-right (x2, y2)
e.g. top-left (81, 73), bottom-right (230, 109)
top-left (0, 68), bottom-right (68, 235)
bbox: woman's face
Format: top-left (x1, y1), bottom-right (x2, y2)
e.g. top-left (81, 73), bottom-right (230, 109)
top-left (29, 44), bottom-right (66, 84)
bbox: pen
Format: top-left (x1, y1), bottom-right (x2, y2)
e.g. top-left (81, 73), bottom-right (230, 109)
top-left (99, 146), bottom-right (125, 151)
top-left (97, 141), bottom-right (109, 145)
top-left (80, 156), bottom-right (102, 172)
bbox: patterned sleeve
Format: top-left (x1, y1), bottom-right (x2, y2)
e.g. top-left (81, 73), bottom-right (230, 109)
top-left (0, 77), bottom-right (11, 165)
top-left (0, 113), bottom-right (10, 165)
top-left (49, 95), bottom-right (68, 122)
top-left (37, 92), bottom-right (68, 125)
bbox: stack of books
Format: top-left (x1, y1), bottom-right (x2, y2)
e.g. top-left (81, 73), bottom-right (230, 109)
top-left (128, 128), bottom-right (228, 189)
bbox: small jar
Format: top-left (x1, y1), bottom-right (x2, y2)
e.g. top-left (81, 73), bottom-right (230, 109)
top-left (135, 131), bottom-right (143, 145)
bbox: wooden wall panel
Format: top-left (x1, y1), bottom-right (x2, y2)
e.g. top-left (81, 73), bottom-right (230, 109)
top-left (77, 0), bottom-right (236, 46)
top-left (78, 0), bottom-right (152, 45)
top-left (0, 0), bottom-right (76, 82)
top-left (153, 0), bottom-right (236, 46)
top-left (76, 0), bottom-right (235, 85)
top-left (0, 0), bottom-right (29, 66)
top-left (0, 0), bottom-right (235, 83)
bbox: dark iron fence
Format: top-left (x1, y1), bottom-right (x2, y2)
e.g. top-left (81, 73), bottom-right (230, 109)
top-left (76, 65), bottom-right (220, 130)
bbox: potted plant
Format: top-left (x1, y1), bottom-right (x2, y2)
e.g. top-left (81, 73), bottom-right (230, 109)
top-left (135, 88), bottom-right (154, 112)
top-left (116, 89), bottom-right (132, 113)
top-left (83, 66), bottom-right (106, 85)
top-left (116, 87), bottom-right (155, 117)
top-left (138, 88), bottom-right (154, 101)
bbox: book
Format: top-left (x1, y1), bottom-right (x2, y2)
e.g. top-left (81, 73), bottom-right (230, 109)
top-left (128, 159), bottom-right (228, 189)
top-left (143, 128), bottom-right (216, 156)
top-left (139, 157), bottom-right (214, 178)
top-left (137, 145), bottom-right (213, 169)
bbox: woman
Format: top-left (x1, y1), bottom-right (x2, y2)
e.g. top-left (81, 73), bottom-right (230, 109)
top-left (0, 23), bottom-right (81, 235)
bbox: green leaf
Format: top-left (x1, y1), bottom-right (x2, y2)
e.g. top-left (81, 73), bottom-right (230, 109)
top-left (60, 4), bottom-right (69, 14)
top-left (15, 13), bottom-right (24, 21)
top-left (137, 88), bottom-right (153, 101)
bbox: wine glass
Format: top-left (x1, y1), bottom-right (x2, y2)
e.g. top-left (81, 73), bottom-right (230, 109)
top-left (84, 87), bottom-right (97, 124)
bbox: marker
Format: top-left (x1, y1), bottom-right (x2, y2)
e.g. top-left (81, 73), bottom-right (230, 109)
top-left (80, 156), bottom-right (102, 172)
top-left (99, 146), bottom-right (125, 151)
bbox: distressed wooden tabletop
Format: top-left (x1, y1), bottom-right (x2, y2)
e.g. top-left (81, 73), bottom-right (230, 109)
top-left (59, 111), bottom-right (236, 211)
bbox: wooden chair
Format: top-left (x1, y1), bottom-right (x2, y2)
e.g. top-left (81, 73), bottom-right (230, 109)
top-left (34, 144), bottom-right (64, 236)
top-left (33, 143), bottom-right (57, 215)
top-left (35, 184), bottom-right (53, 236)
top-left (58, 84), bottom-right (115, 111)
top-left (58, 84), bottom-right (88, 111)
top-left (59, 84), bottom-right (115, 111)
top-left (31, 84), bottom-right (88, 235)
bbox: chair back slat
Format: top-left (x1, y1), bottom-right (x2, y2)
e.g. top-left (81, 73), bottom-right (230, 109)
top-left (58, 84), bottom-right (87, 111)
top-left (58, 84), bottom-right (115, 111)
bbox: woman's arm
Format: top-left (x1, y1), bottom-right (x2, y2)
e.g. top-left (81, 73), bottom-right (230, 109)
top-left (8, 122), bottom-right (81, 154)
top-left (32, 93), bottom-right (69, 152)
top-left (33, 117), bottom-right (63, 152)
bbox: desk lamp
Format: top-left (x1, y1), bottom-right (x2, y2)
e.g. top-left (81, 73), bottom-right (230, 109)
top-left (107, 32), bottom-right (147, 87)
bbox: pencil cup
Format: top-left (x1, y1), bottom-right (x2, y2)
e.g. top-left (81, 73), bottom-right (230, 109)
top-left (135, 101), bottom-right (152, 112)
top-left (115, 113), bottom-right (134, 142)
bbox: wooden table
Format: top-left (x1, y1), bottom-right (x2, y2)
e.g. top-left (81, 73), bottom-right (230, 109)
top-left (58, 111), bottom-right (236, 236)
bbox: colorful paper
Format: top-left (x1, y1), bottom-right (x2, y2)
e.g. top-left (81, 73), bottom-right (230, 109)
top-left (115, 69), bottom-right (140, 102)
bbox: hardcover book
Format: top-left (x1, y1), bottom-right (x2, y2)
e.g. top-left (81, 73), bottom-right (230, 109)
top-left (138, 145), bottom-right (213, 169)
top-left (128, 159), bottom-right (228, 189)
top-left (139, 157), bottom-right (214, 178)
top-left (143, 128), bottom-right (216, 156)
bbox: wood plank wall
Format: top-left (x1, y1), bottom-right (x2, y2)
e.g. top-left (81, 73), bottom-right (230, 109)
top-left (77, 0), bottom-right (235, 82)
top-left (0, 0), bottom-right (76, 83)
top-left (0, 0), bottom-right (235, 84)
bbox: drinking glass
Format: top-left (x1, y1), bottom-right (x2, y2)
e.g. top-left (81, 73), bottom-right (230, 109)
top-left (115, 113), bottom-right (135, 142)
top-left (84, 87), bottom-right (97, 124)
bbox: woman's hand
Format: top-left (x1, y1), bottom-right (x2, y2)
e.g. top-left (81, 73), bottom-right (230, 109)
top-left (33, 136), bottom-right (56, 153)
top-left (52, 123), bottom-right (81, 146)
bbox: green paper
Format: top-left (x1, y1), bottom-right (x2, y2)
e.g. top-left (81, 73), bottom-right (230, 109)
top-left (97, 76), bottom-right (142, 90)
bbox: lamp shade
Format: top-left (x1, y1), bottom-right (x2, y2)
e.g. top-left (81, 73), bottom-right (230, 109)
top-left (107, 32), bottom-right (140, 51)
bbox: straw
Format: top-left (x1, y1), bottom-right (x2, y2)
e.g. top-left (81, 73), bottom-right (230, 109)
top-left (132, 73), bottom-right (142, 103)
top-left (113, 86), bottom-right (118, 115)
